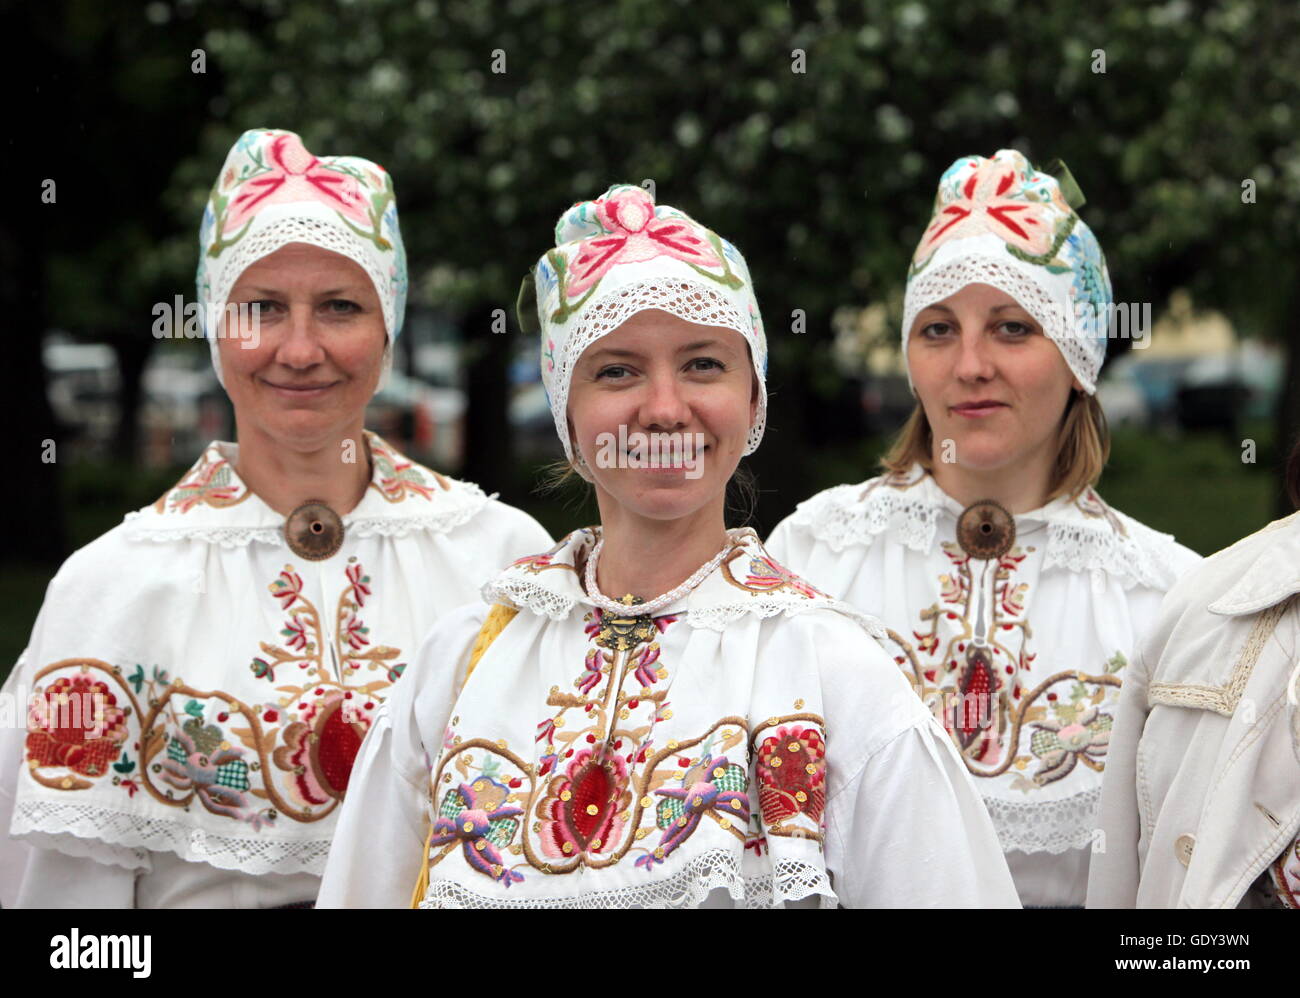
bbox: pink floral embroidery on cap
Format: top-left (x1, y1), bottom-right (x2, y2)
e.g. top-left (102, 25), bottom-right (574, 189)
top-left (224, 133), bottom-right (371, 234)
top-left (913, 159), bottom-right (1057, 263)
top-left (565, 187), bottom-right (724, 299)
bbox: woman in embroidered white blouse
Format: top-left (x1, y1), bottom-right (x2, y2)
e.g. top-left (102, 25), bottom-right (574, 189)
top-left (317, 183), bottom-right (1019, 908)
top-left (0, 129), bottom-right (550, 908)
top-left (766, 150), bottom-right (1202, 907)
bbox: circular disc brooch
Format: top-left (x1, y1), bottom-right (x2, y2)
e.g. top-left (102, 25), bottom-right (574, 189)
top-left (284, 500), bottom-right (344, 561)
top-left (956, 499), bottom-right (1015, 561)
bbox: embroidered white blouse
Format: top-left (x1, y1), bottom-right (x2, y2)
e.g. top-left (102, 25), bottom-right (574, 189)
top-left (317, 526), bottom-right (1020, 908)
top-left (766, 465), bottom-right (1201, 906)
top-left (0, 432), bottom-right (552, 908)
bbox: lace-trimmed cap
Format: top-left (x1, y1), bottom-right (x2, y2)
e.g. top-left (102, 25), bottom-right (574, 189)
top-left (196, 128), bottom-right (408, 387)
top-left (526, 184), bottom-right (768, 466)
top-left (902, 150), bottom-right (1112, 393)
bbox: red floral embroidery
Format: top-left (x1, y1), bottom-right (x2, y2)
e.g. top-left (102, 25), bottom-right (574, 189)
top-left (25, 676), bottom-right (129, 778)
top-left (565, 187), bottom-right (724, 299)
top-left (224, 133), bottom-right (371, 234)
top-left (272, 691), bottom-right (374, 804)
top-left (742, 555), bottom-right (825, 599)
top-left (756, 726), bottom-right (827, 828)
top-left (536, 748), bottom-right (631, 858)
top-left (345, 562), bottom-right (371, 607)
top-left (270, 568), bottom-right (304, 610)
top-left (914, 159), bottom-right (1057, 263)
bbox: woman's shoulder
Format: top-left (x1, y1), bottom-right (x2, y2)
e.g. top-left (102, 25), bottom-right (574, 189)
top-left (1159, 510), bottom-right (1300, 618)
top-left (771, 465), bottom-right (940, 553)
top-left (1045, 487), bottom-right (1202, 591)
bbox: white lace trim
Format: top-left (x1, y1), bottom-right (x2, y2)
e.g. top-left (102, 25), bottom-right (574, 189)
top-left (12, 798), bottom-right (333, 875)
top-left (121, 516), bottom-right (283, 548)
top-left (982, 785), bottom-right (1102, 854)
top-left (792, 481), bottom-right (1179, 590)
top-left (417, 848), bottom-right (834, 909)
top-left (121, 491), bottom-right (494, 548)
top-left (483, 575), bottom-right (887, 639)
top-left (902, 252), bottom-right (1100, 392)
top-left (789, 483), bottom-right (940, 555)
top-left (1042, 520), bottom-right (1180, 591)
top-left (550, 277), bottom-right (768, 463)
top-left (482, 575), bottom-right (580, 621)
top-left (208, 215), bottom-right (397, 342)
top-left (687, 596), bottom-right (887, 640)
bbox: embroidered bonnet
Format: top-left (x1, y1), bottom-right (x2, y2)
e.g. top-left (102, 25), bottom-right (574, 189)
top-left (525, 184), bottom-right (769, 467)
top-left (196, 128), bottom-right (408, 386)
top-left (902, 149), bottom-right (1113, 393)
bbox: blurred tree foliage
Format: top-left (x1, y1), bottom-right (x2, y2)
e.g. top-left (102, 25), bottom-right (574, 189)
top-left (17, 0), bottom-right (1300, 561)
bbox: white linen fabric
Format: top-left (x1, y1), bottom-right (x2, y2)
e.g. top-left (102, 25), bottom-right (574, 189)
top-left (1088, 511), bottom-right (1300, 908)
top-left (0, 431), bottom-right (551, 908)
top-left (318, 526), bottom-right (1021, 908)
top-left (766, 465), bottom-right (1200, 905)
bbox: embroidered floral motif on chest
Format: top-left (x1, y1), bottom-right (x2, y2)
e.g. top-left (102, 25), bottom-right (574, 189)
top-left (22, 561), bottom-right (407, 828)
top-left (423, 606), bottom-right (828, 889)
top-left (889, 540), bottom-right (1121, 790)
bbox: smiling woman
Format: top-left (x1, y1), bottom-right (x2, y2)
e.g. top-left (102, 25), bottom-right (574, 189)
top-left (318, 183), bottom-right (1020, 909)
top-left (0, 129), bottom-right (551, 909)
top-left (767, 150), bottom-right (1202, 908)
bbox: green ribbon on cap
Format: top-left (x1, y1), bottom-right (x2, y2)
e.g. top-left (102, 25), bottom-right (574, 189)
top-left (516, 271), bottom-right (539, 337)
top-left (1044, 158), bottom-right (1086, 211)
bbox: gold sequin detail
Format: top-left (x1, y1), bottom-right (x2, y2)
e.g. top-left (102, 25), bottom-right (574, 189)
top-left (560, 790), bottom-right (571, 802)
top-left (585, 804), bottom-right (599, 816)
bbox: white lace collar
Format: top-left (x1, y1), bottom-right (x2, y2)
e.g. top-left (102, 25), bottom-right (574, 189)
top-left (785, 464), bottom-right (1184, 591)
top-left (484, 525), bottom-right (885, 636)
top-left (123, 430), bottom-right (492, 547)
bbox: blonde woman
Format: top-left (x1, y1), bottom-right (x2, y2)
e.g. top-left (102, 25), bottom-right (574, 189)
top-left (0, 129), bottom-right (550, 907)
top-left (318, 184), bottom-right (1019, 908)
top-left (768, 151), bottom-right (1201, 906)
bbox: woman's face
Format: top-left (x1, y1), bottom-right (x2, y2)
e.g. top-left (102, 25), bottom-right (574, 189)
top-left (218, 243), bottom-right (386, 450)
top-left (907, 283), bottom-right (1079, 475)
top-left (567, 310), bottom-right (758, 522)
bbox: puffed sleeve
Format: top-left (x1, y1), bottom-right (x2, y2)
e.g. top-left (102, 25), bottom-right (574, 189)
top-left (458, 499), bottom-right (553, 582)
top-left (824, 718), bottom-right (1021, 907)
top-left (317, 601), bottom-right (488, 908)
top-left (1085, 637), bottom-right (1152, 908)
top-left (2, 635), bottom-right (144, 907)
top-left (763, 509), bottom-right (804, 567)
top-left (800, 610), bottom-right (1020, 908)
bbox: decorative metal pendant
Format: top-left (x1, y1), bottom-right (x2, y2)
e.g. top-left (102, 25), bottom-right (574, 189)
top-left (956, 499), bottom-right (1015, 561)
top-left (284, 500), bottom-right (344, 561)
top-left (595, 594), bottom-right (657, 652)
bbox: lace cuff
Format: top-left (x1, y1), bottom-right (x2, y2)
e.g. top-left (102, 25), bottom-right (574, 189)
top-left (982, 785), bottom-right (1102, 854)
